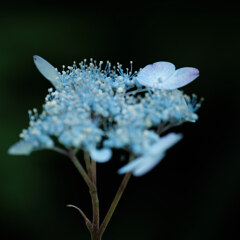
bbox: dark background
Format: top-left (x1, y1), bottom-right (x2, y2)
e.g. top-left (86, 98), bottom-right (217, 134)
top-left (1, 2), bottom-right (239, 240)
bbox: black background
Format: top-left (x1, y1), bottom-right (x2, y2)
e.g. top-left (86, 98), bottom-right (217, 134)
top-left (0, 2), bottom-right (239, 240)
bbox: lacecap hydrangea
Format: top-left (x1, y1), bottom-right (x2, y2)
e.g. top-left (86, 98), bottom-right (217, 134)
top-left (8, 56), bottom-right (202, 176)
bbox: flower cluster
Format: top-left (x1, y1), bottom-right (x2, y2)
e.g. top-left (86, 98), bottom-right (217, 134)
top-left (8, 56), bottom-right (202, 176)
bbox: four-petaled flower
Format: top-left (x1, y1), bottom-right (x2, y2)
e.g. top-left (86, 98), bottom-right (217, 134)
top-left (137, 61), bottom-right (199, 90)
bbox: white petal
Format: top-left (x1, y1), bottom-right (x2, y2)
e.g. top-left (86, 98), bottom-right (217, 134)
top-left (137, 61), bottom-right (175, 88)
top-left (33, 55), bottom-right (60, 88)
top-left (89, 148), bottom-right (112, 163)
top-left (160, 67), bottom-right (199, 90)
top-left (8, 141), bottom-right (34, 155)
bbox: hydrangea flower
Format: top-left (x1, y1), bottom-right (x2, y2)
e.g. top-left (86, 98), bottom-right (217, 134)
top-left (137, 61), bottom-right (199, 90)
top-left (8, 56), bottom-right (202, 176)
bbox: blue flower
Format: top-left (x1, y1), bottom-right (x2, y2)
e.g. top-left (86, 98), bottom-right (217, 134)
top-left (137, 61), bottom-right (199, 90)
top-left (8, 56), bottom-right (201, 174)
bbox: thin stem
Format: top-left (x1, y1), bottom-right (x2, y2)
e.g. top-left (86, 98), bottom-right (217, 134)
top-left (51, 146), bottom-right (69, 156)
top-left (68, 150), bottom-right (132, 240)
top-left (89, 158), bottom-right (99, 239)
top-left (69, 151), bottom-right (100, 239)
top-left (160, 121), bottom-right (184, 133)
top-left (99, 171), bottom-right (132, 238)
top-left (84, 151), bottom-right (92, 178)
top-left (91, 160), bottom-right (97, 185)
top-left (124, 88), bottom-right (147, 96)
top-left (68, 150), bottom-right (95, 190)
top-left (90, 188), bottom-right (99, 239)
top-left (66, 204), bottom-right (92, 231)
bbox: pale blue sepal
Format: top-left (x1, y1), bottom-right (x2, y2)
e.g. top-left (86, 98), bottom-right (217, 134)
top-left (136, 61), bottom-right (175, 88)
top-left (118, 158), bottom-right (141, 174)
top-left (133, 154), bottom-right (166, 177)
top-left (118, 153), bottom-right (164, 176)
top-left (118, 132), bottom-right (183, 177)
top-left (150, 132), bottom-right (183, 153)
top-left (162, 67), bottom-right (199, 90)
top-left (118, 154), bottom-right (165, 177)
top-left (8, 140), bottom-right (34, 155)
top-left (137, 61), bottom-right (199, 90)
top-left (33, 55), bottom-right (61, 89)
top-left (89, 148), bottom-right (112, 163)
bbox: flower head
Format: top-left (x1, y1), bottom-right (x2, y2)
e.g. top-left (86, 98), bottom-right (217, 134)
top-left (8, 56), bottom-right (202, 176)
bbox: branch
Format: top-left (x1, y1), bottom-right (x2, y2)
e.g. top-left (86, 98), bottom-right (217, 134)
top-left (66, 204), bottom-right (92, 231)
top-left (68, 150), bottom-right (96, 191)
top-left (99, 171), bottom-right (132, 237)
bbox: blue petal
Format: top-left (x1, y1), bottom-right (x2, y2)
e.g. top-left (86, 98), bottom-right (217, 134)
top-left (160, 67), bottom-right (199, 90)
top-left (118, 133), bottom-right (183, 176)
top-left (137, 61), bottom-right (175, 88)
top-left (8, 141), bottom-right (34, 155)
top-left (132, 154), bottom-right (165, 177)
top-left (118, 154), bottom-right (165, 176)
top-left (33, 55), bottom-right (61, 89)
top-left (149, 133), bottom-right (183, 155)
top-left (89, 148), bottom-right (112, 163)
top-left (118, 158), bottom-right (142, 174)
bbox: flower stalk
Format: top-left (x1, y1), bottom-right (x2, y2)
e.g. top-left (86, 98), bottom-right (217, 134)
top-left (69, 150), bottom-right (94, 190)
top-left (99, 171), bottom-right (132, 238)
top-left (89, 159), bottom-right (100, 240)
top-left (67, 150), bottom-right (132, 239)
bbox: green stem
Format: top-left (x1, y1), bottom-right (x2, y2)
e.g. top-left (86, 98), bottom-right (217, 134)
top-left (66, 204), bottom-right (92, 231)
top-left (99, 171), bottom-right (132, 238)
top-left (69, 150), bottom-right (95, 192)
top-left (69, 151), bottom-right (100, 239)
top-left (90, 189), bottom-right (100, 240)
top-left (91, 159), bottom-right (97, 185)
top-left (69, 150), bottom-right (133, 240)
top-left (51, 146), bottom-right (69, 156)
top-left (89, 159), bottom-right (99, 240)
top-left (84, 151), bottom-right (92, 179)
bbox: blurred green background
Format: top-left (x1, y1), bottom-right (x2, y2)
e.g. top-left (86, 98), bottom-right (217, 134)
top-left (1, 2), bottom-right (239, 240)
